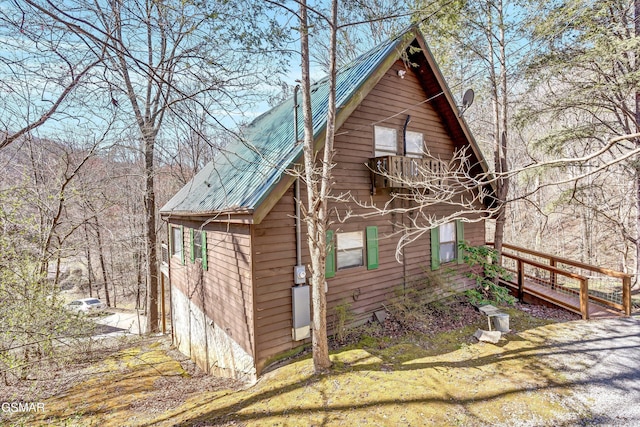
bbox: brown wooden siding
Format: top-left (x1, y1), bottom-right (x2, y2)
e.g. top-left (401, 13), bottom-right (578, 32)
top-left (169, 220), bottom-right (255, 357)
top-left (252, 60), bottom-right (486, 373)
top-left (252, 191), bottom-right (298, 365)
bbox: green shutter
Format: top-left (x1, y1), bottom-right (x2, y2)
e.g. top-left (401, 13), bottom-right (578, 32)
top-left (189, 228), bottom-right (195, 263)
top-left (366, 226), bottom-right (379, 270)
top-left (201, 230), bottom-right (208, 271)
top-left (431, 227), bottom-right (440, 270)
top-left (180, 225), bottom-right (185, 265)
top-left (456, 220), bottom-right (465, 264)
top-left (326, 230), bottom-right (335, 278)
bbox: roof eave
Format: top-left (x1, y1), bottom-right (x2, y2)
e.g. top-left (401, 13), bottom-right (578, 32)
top-left (160, 208), bottom-right (255, 224)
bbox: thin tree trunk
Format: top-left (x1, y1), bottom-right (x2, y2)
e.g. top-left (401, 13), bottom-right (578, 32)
top-left (298, 0), bottom-right (334, 372)
top-left (94, 216), bottom-right (110, 307)
top-left (83, 222), bottom-right (95, 298)
top-left (490, 0), bottom-right (509, 265)
top-left (144, 130), bottom-right (159, 331)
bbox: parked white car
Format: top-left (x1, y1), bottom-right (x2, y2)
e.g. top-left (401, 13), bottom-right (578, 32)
top-left (67, 298), bottom-right (106, 314)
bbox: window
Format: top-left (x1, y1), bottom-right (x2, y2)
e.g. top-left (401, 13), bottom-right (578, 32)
top-left (337, 231), bottom-right (364, 269)
top-left (326, 227), bottom-right (379, 276)
top-left (170, 226), bottom-right (184, 265)
top-left (191, 229), bottom-right (202, 261)
top-left (374, 126), bottom-right (397, 157)
top-left (189, 228), bottom-right (208, 270)
top-left (439, 222), bottom-right (457, 263)
top-left (405, 131), bottom-right (424, 158)
top-left (430, 220), bottom-right (464, 270)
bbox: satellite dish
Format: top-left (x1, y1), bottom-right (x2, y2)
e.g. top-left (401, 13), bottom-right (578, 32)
top-left (459, 88), bottom-right (475, 117)
top-left (462, 89), bottom-right (475, 108)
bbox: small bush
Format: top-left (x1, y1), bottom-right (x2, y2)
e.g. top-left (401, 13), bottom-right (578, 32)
top-left (459, 243), bottom-right (516, 306)
top-left (333, 299), bottom-right (354, 344)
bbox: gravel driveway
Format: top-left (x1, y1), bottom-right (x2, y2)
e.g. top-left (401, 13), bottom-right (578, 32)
top-left (521, 316), bottom-right (640, 426)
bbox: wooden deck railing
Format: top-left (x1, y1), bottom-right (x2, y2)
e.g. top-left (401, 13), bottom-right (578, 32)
top-left (487, 242), bottom-right (632, 319)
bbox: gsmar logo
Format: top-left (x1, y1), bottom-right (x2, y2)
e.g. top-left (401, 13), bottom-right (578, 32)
top-left (1, 402), bottom-right (45, 413)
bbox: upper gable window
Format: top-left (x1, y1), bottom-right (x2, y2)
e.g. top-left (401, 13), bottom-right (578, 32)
top-left (406, 131), bottom-right (424, 158)
top-left (374, 126), bottom-right (397, 157)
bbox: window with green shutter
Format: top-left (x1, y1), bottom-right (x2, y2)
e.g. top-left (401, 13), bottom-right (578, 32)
top-left (431, 220), bottom-right (464, 270)
top-left (193, 229), bottom-right (202, 261)
top-left (336, 231), bottom-right (364, 269)
top-left (180, 225), bottom-right (185, 265)
top-left (326, 230), bottom-right (335, 278)
top-left (189, 228), bottom-right (195, 263)
top-left (430, 227), bottom-right (440, 270)
top-left (366, 226), bottom-right (379, 270)
top-left (201, 230), bottom-right (208, 271)
top-left (456, 220), bottom-right (465, 264)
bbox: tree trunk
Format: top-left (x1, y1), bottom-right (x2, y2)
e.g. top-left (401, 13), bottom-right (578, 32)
top-left (144, 130), bottom-right (159, 332)
top-left (489, 0), bottom-right (509, 265)
top-left (633, 0), bottom-right (640, 289)
top-left (94, 216), bottom-right (110, 307)
top-left (83, 222), bottom-right (95, 298)
top-left (298, 0), bottom-right (333, 372)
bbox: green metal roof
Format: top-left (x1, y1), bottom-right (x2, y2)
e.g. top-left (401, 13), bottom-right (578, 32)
top-left (160, 27), bottom-right (494, 219)
top-left (160, 30), bottom-right (410, 217)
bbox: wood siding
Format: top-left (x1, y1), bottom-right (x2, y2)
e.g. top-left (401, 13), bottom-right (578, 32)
top-left (252, 60), bottom-right (486, 373)
top-left (169, 220), bottom-right (255, 357)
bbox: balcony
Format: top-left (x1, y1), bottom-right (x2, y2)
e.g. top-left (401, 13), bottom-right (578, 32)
top-left (369, 155), bottom-right (441, 191)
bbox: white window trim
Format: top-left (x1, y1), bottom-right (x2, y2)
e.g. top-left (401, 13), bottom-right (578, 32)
top-left (405, 131), bottom-right (424, 158)
top-left (374, 125), bottom-right (397, 157)
top-left (439, 222), bottom-right (456, 264)
top-left (171, 226), bottom-right (183, 259)
top-left (193, 229), bottom-right (202, 261)
top-left (336, 231), bottom-right (364, 270)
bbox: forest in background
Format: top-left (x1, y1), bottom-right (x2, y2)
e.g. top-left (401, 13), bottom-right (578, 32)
top-left (1, 0), bottom-right (639, 383)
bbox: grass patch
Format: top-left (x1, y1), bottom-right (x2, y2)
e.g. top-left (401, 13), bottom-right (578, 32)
top-left (11, 297), bottom-right (593, 427)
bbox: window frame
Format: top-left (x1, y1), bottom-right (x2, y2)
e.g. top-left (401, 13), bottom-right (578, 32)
top-left (170, 225), bottom-right (184, 265)
top-left (374, 125), bottom-right (398, 157)
top-left (191, 228), bottom-right (202, 262)
top-left (431, 220), bottom-right (464, 270)
top-left (438, 222), bottom-right (457, 264)
top-left (336, 230), bottom-right (365, 270)
top-left (405, 131), bottom-right (424, 158)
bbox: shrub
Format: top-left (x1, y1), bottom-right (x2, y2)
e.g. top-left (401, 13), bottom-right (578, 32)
top-left (333, 299), bottom-right (354, 343)
top-left (459, 243), bottom-right (516, 306)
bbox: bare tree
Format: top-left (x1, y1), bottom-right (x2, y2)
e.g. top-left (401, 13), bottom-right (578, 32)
top-left (8, 0), bottom-right (289, 332)
top-left (362, 147), bottom-right (497, 259)
top-left (296, 0), bottom-right (339, 372)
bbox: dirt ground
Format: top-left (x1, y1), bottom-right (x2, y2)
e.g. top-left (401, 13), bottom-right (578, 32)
top-left (7, 299), bottom-right (640, 427)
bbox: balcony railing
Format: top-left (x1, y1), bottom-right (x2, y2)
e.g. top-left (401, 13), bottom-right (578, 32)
top-left (369, 155), bottom-right (441, 191)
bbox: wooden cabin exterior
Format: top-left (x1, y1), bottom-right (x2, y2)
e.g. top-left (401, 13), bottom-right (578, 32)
top-left (160, 28), bottom-right (493, 381)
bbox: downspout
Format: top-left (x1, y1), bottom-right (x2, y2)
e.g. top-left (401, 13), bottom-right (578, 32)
top-left (291, 85), bottom-right (310, 341)
top-left (402, 115), bottom-right (411, 155)
top-left (294, 85), bottom-right (303, 268)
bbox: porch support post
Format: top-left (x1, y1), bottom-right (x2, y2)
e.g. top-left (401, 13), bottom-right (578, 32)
top-left (579, 277), bottom-right (589, 320)
top-left (517, 259), bottom-right (525, 301)
top-left (550, 258), bottom-right (557, 290)
top-left (623, 276), bottom-right (632, 316)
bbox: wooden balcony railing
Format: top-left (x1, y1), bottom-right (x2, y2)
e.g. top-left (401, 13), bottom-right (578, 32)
top-left (487, 242), bottom-right (632, 319)
top-left (370, 155), bottom-right (441, 191)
